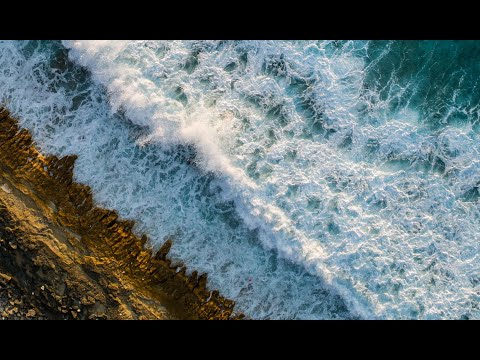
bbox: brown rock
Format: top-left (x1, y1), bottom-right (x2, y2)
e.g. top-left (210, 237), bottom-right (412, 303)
top-left (0, 107), bottom-right (242, 320)
top-left (0, 272), bottom-right (12, 283)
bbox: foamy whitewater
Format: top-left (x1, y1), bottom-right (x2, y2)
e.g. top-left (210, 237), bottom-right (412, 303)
top-left (1, 40), bottom-right (480, 319)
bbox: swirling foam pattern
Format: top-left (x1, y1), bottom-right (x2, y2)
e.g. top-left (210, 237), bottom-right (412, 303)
top-left (1, 40), bottom-right (480, 319)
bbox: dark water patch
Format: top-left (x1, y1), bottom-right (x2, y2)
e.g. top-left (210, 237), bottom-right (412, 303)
top-left (362, 40), bottom-right (480, 127)
top-left (461, 185), bottom-right (480, 202)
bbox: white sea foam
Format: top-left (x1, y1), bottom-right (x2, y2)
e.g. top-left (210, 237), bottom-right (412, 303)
top-left (1, 40), bottom-right (480, 319)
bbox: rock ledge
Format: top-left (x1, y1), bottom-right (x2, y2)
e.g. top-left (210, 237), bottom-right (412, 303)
top-left (0, 108), bottom-right (240, 320)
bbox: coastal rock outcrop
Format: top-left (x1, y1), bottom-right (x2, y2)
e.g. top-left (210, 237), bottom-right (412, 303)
top-left (0, 107), bottom-right (240, 319)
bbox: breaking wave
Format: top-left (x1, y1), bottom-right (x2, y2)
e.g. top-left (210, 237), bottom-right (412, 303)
top-left (1, 40), bottom-right (480, 319)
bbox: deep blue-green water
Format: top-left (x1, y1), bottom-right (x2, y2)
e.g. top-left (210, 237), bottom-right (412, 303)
top-left (1, 40), bottom-right (480, 319)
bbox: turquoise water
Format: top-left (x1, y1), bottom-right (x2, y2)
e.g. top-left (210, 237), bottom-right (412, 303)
top-left (1, 40), bottom-right (480, 319)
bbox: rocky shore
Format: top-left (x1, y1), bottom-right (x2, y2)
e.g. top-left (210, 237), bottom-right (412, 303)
top-left (0, 267), bottom-right (46, 320)
top-left (0, 107), bottom-right (241, 320)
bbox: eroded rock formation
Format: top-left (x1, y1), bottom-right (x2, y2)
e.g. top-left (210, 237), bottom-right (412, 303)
top-left (0, 107), bottom-right (241, 320)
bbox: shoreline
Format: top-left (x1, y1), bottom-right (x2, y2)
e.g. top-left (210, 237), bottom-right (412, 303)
top-left (0, 107), bottom-right (240, 320)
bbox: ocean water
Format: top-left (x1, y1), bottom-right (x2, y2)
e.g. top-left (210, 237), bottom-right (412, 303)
top-left (1, 40), bottom-right (480, 319)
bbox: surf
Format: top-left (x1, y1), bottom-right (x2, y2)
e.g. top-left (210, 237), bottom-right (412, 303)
top-left (1, 40), bottom-right (480, 319)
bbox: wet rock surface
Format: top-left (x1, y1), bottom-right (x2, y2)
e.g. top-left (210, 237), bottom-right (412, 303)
top-left (0, 108), bottom-right (241, 320)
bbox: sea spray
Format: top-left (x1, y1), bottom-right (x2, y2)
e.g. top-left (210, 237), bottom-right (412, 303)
top-left (1, 40), bottom-right (480, 319)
